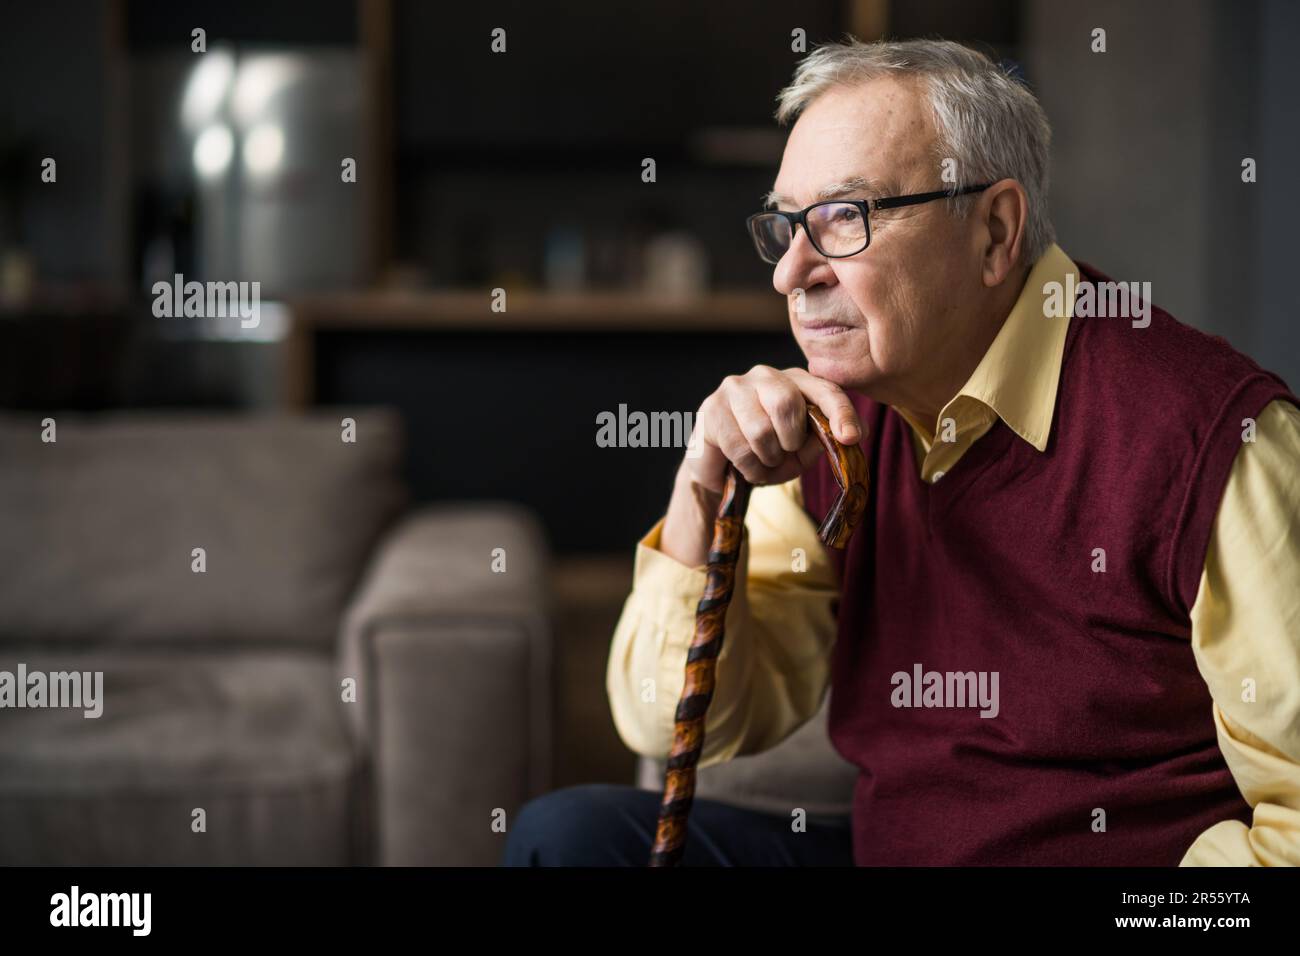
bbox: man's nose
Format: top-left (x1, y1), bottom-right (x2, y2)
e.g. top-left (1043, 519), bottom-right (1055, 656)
top-left (772, 226), bottom-right (835, 296)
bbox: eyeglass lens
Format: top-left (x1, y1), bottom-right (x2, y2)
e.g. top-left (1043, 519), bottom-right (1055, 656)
top-left (749, 202), bottom-right (868, 263)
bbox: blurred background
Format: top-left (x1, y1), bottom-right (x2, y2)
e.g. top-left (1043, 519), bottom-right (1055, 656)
top-left (0, 0), bottom-right (1296, 865)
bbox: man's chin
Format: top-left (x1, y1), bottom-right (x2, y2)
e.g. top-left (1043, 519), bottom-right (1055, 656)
top-left (804, 352), bottom-right (879, 392)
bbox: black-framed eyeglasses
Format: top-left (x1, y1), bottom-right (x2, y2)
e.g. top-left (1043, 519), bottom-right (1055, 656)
top-left (746, 183), bottom-right (993, 265)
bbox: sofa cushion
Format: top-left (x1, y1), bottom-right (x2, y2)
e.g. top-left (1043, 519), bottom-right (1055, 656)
top-left (0, 409), bottom-right (407, 648)
top-left (0, 646), bottom-right (364, 864)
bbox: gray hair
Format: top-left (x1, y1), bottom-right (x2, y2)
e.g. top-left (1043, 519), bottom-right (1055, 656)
top-left (775, 37), bottom-right (1055, 263)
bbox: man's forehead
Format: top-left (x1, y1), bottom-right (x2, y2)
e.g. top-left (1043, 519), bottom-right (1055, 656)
top-left (768, 78), bottom-right (934, 207)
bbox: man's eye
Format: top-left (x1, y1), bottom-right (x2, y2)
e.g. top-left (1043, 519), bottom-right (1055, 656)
top-left (834, 206), bottom-right (861, 222)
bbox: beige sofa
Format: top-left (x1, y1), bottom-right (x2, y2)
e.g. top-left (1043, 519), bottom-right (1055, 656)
top-left (0, 408), bottom-right (552, 865)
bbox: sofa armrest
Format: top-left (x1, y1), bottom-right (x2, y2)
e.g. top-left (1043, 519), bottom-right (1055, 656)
top-left (338, 502), bottom-right (552, 866)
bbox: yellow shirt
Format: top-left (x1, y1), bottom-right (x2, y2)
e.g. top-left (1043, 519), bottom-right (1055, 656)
top-left (606, 243), bottom-right (1300, 866)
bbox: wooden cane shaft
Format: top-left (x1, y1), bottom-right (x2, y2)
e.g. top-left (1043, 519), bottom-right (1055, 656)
top-left (648, 464), bottom-right (750, 867)
top-left (648, 404), bottom-right (868, 867)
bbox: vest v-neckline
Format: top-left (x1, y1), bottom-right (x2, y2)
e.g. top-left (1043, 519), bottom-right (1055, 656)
top-left (895, 408), bottom-right (1022, 527)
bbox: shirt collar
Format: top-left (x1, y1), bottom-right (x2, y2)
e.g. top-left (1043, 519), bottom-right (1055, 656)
top-left (897, 242), bottom-right (1078, 453)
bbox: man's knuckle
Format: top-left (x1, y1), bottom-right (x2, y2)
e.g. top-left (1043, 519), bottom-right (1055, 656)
top-left (772, 393), bottom-right (803, 425)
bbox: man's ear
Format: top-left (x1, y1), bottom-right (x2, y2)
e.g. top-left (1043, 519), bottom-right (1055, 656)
top-left (979, 180), bottom-right (1028, 288)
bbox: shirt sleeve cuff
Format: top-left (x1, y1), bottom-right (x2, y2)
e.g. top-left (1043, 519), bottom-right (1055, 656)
top-left (629, 516), bottom-right (730, 645)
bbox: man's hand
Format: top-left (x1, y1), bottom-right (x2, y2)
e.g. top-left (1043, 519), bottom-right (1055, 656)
top-left (660, 366), bottom-right (864, 567)
top-left (685, 365), bottom-right (863, 494)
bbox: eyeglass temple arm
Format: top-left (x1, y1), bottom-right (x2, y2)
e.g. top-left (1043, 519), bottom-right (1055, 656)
top-left (872, 182), bottom-right (993, 211)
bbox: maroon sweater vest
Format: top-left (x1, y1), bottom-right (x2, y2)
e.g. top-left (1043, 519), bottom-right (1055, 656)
top-left (800, 260), bottom-right (1298, 865)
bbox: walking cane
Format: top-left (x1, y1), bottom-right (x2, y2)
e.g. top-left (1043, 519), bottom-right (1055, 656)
top-left (648, 404), bottom-right (869, 866)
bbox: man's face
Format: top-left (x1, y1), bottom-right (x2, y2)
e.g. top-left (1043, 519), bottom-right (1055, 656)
top-left (769, 76), bottom-right (983, 399)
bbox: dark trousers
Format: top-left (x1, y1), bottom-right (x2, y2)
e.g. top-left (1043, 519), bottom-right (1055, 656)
top-left (501, 783), bottom-right (854, 866)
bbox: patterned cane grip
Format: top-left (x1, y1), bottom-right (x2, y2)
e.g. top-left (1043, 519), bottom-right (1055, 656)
top-left (648, 403), bottom-right (868, 866)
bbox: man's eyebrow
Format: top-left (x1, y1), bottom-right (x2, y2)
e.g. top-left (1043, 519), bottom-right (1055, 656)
top-left (763, 176), bottom-right (884, 209)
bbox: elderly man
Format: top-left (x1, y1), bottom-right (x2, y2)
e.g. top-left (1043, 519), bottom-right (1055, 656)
top-left (503, 38), bottom-right (1300, 866)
